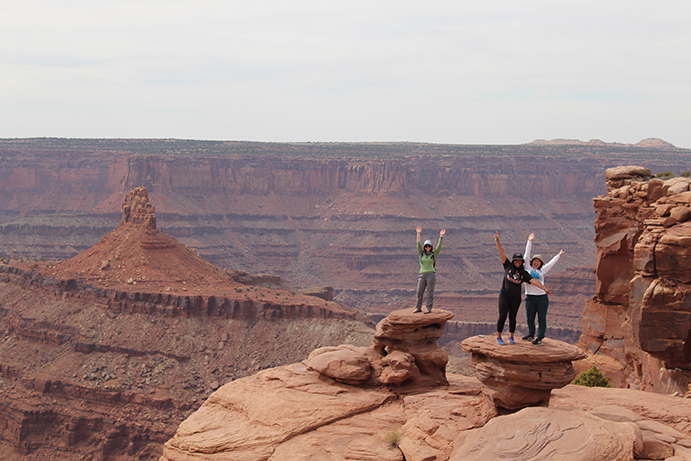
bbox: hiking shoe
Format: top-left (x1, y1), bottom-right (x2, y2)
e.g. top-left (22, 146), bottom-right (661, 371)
top-left (532, 338), bottom-right (543, 346)
top-left (413, 308), bottom-right (422, 313)
top-left (522, 335), bottom-right (534, 341)
top-left (496, 337), bottom-right (505, 346)
top-left (508, 337), bottom-right (515, 345)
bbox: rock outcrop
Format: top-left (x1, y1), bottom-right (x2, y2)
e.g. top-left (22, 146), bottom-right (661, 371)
top-left (461, 336), bottom-right (586, 410)
top-left (579, 166), bottom-right (691, 393)
top-left (161, 309), bottom-right (691, 461)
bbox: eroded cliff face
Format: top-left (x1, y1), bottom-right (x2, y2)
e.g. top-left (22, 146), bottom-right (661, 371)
top-left (578, 166), bottom-right (691, 393)
top-left (1, 139), bottom-right (690, 325)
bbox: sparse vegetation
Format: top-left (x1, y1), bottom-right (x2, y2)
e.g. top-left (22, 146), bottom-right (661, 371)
top-left (655, 171), bottom-right (675, 179)
top-left (681, 171), bottom-right (691, 177)
top-left (383, 429), bottom-right (401, 449)
top-left (573, 365), bottom-right (612, 388)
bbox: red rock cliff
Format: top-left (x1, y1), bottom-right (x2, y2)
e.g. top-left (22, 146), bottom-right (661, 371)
top-left (578, 166), bottom-right (691, 393)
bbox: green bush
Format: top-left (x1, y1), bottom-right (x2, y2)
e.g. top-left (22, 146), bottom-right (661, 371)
top-left (681, 171), bottom-right (691, 177)
top-left (655, 171), bottom-right (675, 179)
top-left (573, 365), bottom-right (612, 388)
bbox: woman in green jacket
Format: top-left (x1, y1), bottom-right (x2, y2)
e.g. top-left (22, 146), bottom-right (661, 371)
top-left (414, 226), bottom-right (446, 313)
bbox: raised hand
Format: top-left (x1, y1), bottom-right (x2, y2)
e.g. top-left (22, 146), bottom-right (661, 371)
top-left (439, 229), bottom-right (446, 237)
top-left (494, 232), bottom-right (500, 243)
top-left (528, 233), bottom-right (535, 241)
top-left (558, 250), bottom-right (565, 256)
top-left (416, 226), bottom-right (422, 234)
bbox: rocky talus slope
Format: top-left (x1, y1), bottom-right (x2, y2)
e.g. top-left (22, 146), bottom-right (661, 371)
top-left (160, 309), bottom-right (691, 461)
top-left (0, 188), bottom-right (375, 460)
top-left (578, 166), bottom-right (691, 393)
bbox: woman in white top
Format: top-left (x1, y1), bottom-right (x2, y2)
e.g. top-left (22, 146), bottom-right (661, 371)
top-left (522, 233), bottom-right (564, 345)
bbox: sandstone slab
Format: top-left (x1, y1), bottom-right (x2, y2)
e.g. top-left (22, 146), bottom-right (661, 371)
top-left (450, 407), bottom-right (639, 461)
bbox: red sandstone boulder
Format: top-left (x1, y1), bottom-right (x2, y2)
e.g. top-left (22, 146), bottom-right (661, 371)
top-left (304, 345), bottom-right (371, 385)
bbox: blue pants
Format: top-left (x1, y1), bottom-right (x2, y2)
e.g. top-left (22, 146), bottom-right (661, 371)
top-left (525, 294), bottom-right (549, 340)
top-left (415, 272), bottom-right (436, 311)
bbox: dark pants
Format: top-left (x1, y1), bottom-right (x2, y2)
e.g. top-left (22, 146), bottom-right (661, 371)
top-left (497, 292), bottom-right (521, 334)
top-left (525, 294), bottom-right (549, 340)
top-left (415, 272), bottom-right (436, 311)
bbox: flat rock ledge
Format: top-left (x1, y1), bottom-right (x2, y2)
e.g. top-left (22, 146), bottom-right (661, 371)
top-left (461, 335), bottom-right (587, 410)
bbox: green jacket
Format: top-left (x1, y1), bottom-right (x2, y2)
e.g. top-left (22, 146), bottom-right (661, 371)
top-left (418, 237), bottom-right (442, 274)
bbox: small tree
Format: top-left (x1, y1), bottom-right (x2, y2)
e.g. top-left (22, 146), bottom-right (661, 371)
top-left (573, 365), bottom-right (612, 388)
top-left (681, 171), bottom-right (690, 178)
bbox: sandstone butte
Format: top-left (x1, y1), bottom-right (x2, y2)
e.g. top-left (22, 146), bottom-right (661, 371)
top-left (0, 187), bottom-right (376, 460)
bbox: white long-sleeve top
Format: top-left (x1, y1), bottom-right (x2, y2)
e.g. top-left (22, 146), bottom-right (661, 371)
top-left (523, 239), bottom-right (561, 296)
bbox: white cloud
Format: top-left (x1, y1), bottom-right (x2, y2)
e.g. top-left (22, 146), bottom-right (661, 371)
top-left (1, 0), bottom-right (690, 146)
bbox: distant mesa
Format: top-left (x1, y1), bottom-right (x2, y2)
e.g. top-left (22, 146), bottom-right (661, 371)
top-left (527, 138), bottom-right (675, 148)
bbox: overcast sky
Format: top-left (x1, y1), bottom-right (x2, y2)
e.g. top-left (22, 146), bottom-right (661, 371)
top-left (2, 1), bottom-right (690, 147)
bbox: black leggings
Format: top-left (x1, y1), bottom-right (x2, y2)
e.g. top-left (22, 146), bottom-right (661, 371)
top-left (497, 292), bottom-right (521, 334)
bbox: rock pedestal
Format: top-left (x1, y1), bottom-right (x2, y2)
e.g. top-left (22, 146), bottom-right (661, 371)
top-left (304, 308), bottom-right (454, 388)
top-left (461, 336), bottom-right (586, 410)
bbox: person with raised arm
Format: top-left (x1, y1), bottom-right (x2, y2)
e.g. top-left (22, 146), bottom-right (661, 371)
top-left (493, 232), bottom-right (551, 345)
top-left (413, 226), bottom-right (446, 313)
top-left (521, 233), bottom-right (564, 346)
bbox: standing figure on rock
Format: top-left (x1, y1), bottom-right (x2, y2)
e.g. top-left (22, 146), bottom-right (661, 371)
top-left (493, 232), bottom-right (551, 345)
top-left (414, 226), bottom-right (445, 313)
top-left (522, 233), bottom-right (564, 346)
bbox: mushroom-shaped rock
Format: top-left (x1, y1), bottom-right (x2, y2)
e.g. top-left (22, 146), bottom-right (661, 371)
top-left (367, 309), bottom-right (454, 387)
top-left (450, 407), bottom-right (640, 461)
top-left (304, 345), bottom-right (371, 385)
top-left (461, 336), bottom-right (586, 410)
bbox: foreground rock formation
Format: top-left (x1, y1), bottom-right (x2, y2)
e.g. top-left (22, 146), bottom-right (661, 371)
top-left (0, 188), bottom-right (375, 460)
top-left (461, 336), bottom-right (586, 410)
top-left (579, 166), bottom-right (691, 393)
top-left (161, 311), bottom-right (691, 461)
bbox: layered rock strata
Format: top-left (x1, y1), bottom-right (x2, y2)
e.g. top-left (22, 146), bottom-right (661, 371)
top-left (579, 166), bottom-right (691, 393)
top-left (0, 189), bottom-right (375, 461)
top-left (461, 336), bottom-right (586, 410)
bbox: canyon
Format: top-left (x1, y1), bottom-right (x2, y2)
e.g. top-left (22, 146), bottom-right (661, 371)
top-left (1, 138), bottom-right (689, 329)
top-left (1, 138), bottom-right (691, 459)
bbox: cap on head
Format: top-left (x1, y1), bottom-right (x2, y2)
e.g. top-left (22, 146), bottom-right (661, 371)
top-left (423, 240), bottom-right (433, 247)
top-left (531, 254), bottom-right (544, 265)
top-left (511, 253), bottom-right (524, 262)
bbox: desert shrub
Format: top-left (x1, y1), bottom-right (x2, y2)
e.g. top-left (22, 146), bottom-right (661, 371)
top-left (681, 171), bottom-right (690, 177)
top-left (573, 365), bottom-right (612, 388)
top-left (655, 171), bottom-right (675, 179)
top-left (383, 430), bottom-right (401, 449)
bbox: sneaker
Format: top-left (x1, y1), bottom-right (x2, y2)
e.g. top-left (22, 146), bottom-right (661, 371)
top-left (496, 337), bottom-right (505, 346)
top-left (522, 335), bottom-right (534, 341)
top-left (508, 337), bottom-right (515, 345)
top-left (532, 338), bottom-right (543, 346)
